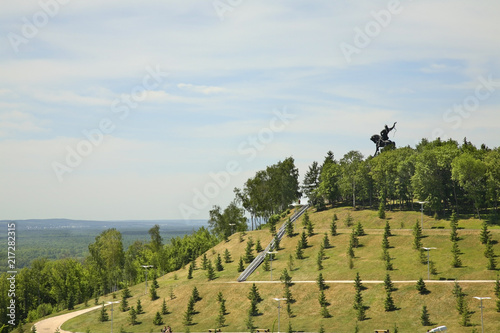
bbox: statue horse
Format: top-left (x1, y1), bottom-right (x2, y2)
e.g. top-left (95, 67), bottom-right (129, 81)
top-left (370, 134), bottom-right (396, 156)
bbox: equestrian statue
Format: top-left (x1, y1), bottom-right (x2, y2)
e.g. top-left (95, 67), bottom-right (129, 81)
top-left (370, 122), bottom-right (397, 156)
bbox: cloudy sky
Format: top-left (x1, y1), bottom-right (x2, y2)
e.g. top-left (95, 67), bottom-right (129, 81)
top-left (1, 0), bottom-right (499, 221)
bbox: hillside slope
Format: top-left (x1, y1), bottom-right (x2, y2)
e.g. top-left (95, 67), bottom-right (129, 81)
top-left (60, 207), bottom-right (500, 333)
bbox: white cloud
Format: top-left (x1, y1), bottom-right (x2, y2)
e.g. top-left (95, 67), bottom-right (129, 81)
top-left (177, 83), bottom-right (226, 95)
top-left (0, 111), bottom-right (49, 137)
top-left (1, 0), bottom-right (500, 219)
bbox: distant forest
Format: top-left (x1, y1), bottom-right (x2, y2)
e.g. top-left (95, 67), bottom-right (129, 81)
top-left (1, 137), bottom-right (499, 329)
top-left (0, 220), bottom-right (204, 269)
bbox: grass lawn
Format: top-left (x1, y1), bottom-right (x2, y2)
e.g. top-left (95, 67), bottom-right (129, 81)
top-left (60, 207), bottom-right (500, 333)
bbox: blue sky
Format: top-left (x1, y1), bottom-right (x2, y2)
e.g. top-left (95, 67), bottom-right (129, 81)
top-left (1, 0), bottom-right (499, 220)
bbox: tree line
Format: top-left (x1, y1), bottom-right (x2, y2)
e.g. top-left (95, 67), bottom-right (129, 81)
top-left (0, 225), bottom-right (218, 330)
top-left (303, 138), bottom-right (499, 219)
top-left (208, 156), bottom-right (301, 237)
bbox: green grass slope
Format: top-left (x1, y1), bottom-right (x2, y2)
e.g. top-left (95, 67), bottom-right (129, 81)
top-left (62, 207), bottom-right (500, 333)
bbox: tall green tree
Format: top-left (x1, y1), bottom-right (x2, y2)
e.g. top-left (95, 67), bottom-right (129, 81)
top-left (88, 229), bottom-right (125, 293)
top-left (339, 150), bottom-right (364, 207)
top-left (302, 161), bottom-right (322, 208)
top-left (452, 153), bottom-right (487, 219)
top-left (208, 201), bottom-right (248, 239)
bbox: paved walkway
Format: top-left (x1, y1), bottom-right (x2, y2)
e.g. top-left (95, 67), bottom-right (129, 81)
top-left (230, 279), bottom-right (496, 284)
top-left (34, 303), bottom-right (117, 333)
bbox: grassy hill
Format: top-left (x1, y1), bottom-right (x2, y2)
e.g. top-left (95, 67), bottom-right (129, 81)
top-left (61, 207), bottom-right (500, 333)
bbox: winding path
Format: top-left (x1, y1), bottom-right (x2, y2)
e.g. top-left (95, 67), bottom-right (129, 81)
top-left (34, 304), bottom-right (105, 333)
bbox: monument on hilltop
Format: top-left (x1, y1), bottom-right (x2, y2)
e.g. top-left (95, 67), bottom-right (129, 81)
top-left (370, 122), bottom-right (397, 156)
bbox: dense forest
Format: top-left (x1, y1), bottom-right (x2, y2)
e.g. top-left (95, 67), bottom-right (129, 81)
top-left (1, 137), bottom-right (499, 330)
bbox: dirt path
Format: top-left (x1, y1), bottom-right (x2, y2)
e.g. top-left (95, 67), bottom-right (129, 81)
top-left (34, 305), bottom-right (102, 333)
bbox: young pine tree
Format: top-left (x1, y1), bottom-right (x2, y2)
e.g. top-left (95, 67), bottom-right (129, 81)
top-left (494, 275), bottom-right (500, 298)
top-left (202, 253), bottom-right (209, 270)
top-left (306, 218), bottom-right (315, 237)
top-left (121, 286), bottom-right (132, 299)
top-left (274, 234), bottom-right (281, 251)
top-left (150, 283), bottom-right (159, 301)
top-left (191, 286), bottom-right (201, 302)
top-left (450, 210), bottom-right (459, 242)
top-left (384, 220), bottom-right (392, 237)
top-left (237, 257), bottom-right (245, 273)
top-left (153, 311), bottom-right (163, 326)
top-left (420, 305), bottom-right (431, 326)
top-left (248, 283), bottom-right (262, 303)
top-left (280, 268), bottom-right (293, 287)
top-left (286, 218), bottom-right (294, 237)
top-left (136, 299), bottom-right (143, 314)
top-left (288, 254), bottom-right (295, 271)
top-left (128, 307), bottom-right (138, 325)
top-left (347, 239), bottom-right (355, 259)
top-left (183, 306), bottom-right (193, 326)
top-left (215, 253), bottom-right (224, 271)
top-left (255, 239), bottom-right (263, 253)
top-left (224, 248), bottom-right (232, 263)
top-left (480, 220), bottom-right (491, 244)
top-left (217, 292), bottom-right (227, 315)
top-left (262, 255), bottom-right (270, 271)
top-left (320, 305), bottom-right (331, 318)
top-left (451, 242), bottom-right (462, 268)
top-left (384, 273), bottom-right (395, 292)
top-left (169, 285), bottom-right (175, 300)
top-left (161, 298), bottom-right (168, 315)
top-left (286, 299), bottom-right (293, 318)
top-left (216, 308), bottom-right (226, 328)
top-left (322, 233), bottom-right (331, 249)
top-left (384, 291), bottom-right (396, 311)
top-left (187, 261), bottom-right (194, 279)
top-left (356, 303), bottom-right (366, 321)
top-left (353, 289), bottom-right (363, 310)
top-left (317, 251), bottom-right (324, 270)
top-left (355, 221), bottom-right (365, 236)
top-left (350, 229), bottom-right (359, 248)
top-left (98, 304), bottom-right (109, 322)
top-left (378, 201), bottom-right (386, 219)
top-left (383, 248), bottom-right (393, 271)
top-left (413, 220), bottom-right (423, 250)
top-left (484, 238), bottom-right (495, 258)
top-left (487, 256), bottom-right (497, 271)
top-left (354, 272), bottom-right (364, 292)
top-left (330, 215), bottom-right (338, 236)
top-left (318, 290), bottom-right (328, 307)
top-left (300, 231), bottom-right (308, 248)
top-left (248, 299), bottom-right (259, 317)
top-left (345, 212), bottom-right (354, 227)
top-left (244, 241), bottom-right (255, 263)
top-left (295, 240), bottom-right (304, 260)
top-left (416, 278), bottom-right (428, 295)
top-left (381, 233), bottom-right (390, 250)
top-left (317, 272), bottom-right (326, 291)
top-left (302, 210), bottom-right (310, 228)
top-left (120, 296), bottom-right (128, 312)
top-left (206, 260), bottom-right (216, 281)
top-left (452, 281), bottom-right (464, 298)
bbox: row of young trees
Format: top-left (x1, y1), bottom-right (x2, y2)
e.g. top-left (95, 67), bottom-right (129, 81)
top-left (0, 225), bottom-right (218, 329)
top-left (303, 138), bottom-right (500, 218)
